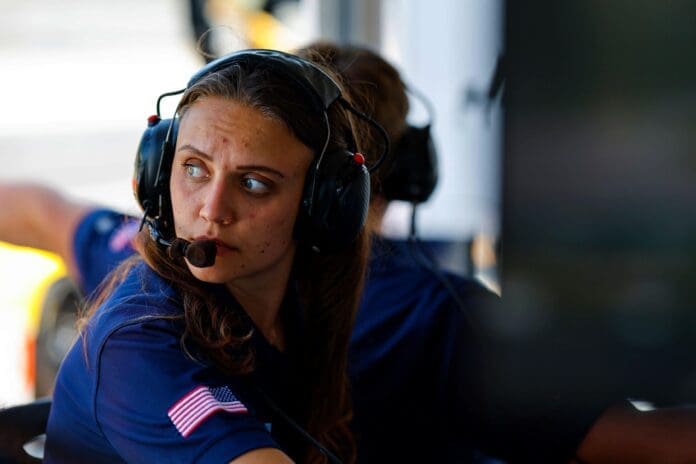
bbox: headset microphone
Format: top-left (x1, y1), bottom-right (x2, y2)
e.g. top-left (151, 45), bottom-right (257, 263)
top-left (139, 214), bottom-right (217, 268)
top-left (138, 215), bottom-right (217, 268)
top-left (167, 238), bottom-right (217, 268)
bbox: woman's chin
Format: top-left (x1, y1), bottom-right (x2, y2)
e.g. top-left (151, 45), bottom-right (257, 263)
top-left (187, 264), bottom-right (229, 284)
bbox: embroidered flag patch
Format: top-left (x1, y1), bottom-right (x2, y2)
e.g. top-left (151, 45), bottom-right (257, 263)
top-left (168, 385), bottom-right (248, 438)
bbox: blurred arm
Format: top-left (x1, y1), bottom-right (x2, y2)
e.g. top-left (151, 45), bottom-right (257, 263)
top-left (229, 448), bottom-right (294, 464)
top-left (0, 181), bottom-right (93, 276)
top-left (574, 402), bottom-right (696, 463)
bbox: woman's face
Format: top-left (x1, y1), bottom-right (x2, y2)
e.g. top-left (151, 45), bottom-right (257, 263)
top-left (170, 95), bottom-right (313, 292)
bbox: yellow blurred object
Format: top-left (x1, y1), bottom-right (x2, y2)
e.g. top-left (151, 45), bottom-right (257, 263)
top-left (0, 242), bottom-right (66, 333)
top-left (470, 234), bottom-right (501, 296)
top-left (0, 242), bottom-right (67, 394)
top-left (206, 0), bottom-right (303, 52)
top-left (470, 233), bottom-right (497, 269)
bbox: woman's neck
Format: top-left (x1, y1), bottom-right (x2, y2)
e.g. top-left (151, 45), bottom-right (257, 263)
top-left (225, 264), bottom-right (292, 351)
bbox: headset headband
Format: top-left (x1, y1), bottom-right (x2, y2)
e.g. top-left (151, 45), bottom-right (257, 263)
top-left (155, 49), bottom-right (390, 174)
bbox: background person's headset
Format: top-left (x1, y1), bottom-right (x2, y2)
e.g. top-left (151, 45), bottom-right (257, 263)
top-left (381, 86), bottom-right (438, 204)
top-left (378, 84), bottom-right (479, 324)
top-left (133, 49), bottom-right (389, 262)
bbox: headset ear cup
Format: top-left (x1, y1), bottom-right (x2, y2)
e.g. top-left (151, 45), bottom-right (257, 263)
top-left (296, 151), bottom-right (370, 252)
top-left (382, 124), bottom-right (438, 203)
top-left (133, 117), bottom-right (178, 237)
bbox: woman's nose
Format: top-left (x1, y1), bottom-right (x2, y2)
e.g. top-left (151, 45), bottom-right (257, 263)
top-left (199, 178), bottom-right (235, 225)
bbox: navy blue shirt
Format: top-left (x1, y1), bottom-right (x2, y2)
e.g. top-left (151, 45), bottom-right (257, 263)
top-left (350, 238), bottom-right (498, 463)
top-left (45, 262), bottom-right (297, 463)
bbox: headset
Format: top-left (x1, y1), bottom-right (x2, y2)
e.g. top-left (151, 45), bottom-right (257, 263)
top-left (381, 86), bottom-right (438, 204)
top-left (382, 86), bottom-right (476, 324)
top-left (133, 49), bottom-right (389, 259)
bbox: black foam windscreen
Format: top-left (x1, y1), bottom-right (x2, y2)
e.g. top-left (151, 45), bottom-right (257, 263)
top-left (167, 238), bottom-right (189, 261)
top-left (168, 238), bottom-right (217, 268)
top-left (382, 124), bottom-right (438, 204)
top-left (184, 240), bottom-right (217, 268)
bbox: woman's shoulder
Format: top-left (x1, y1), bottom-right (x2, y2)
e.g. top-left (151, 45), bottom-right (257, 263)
top-left (110, 260), bottom-right (179, 304)
top-left (368, 238), bottom-right (491, 294)
top-left (85, 261), bottom-right (183, 345)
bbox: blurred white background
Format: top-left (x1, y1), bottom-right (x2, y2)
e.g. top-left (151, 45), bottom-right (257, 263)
top-left (0, 0), bottom-right (204, 212)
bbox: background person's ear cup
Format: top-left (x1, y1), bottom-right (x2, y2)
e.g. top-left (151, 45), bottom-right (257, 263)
top-left (382, 124), bottom-right (438, 204)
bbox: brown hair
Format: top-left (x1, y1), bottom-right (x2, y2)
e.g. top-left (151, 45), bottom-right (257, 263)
top-left (81, 57), bottom-right (369, 464)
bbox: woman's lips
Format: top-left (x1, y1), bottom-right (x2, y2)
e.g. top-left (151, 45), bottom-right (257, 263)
top-left (214, 240), bottom-right (235, 257)
top-left (194, 237), bottom-right (236, 257)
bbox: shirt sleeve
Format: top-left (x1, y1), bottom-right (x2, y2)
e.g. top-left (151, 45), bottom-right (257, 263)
top-left (95, 316), bottom-right (279, 464)
top-left (72, 209), bottom-right (138, 297)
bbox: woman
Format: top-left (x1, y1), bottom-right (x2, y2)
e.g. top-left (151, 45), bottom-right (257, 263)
top-left (44, 49), bottom-right (378, 464)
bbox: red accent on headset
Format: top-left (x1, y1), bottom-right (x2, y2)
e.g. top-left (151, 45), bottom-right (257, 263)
top-left (147, 115), bottom-right (161, 126)
top-left (353, 153), bottom-right (366, 165)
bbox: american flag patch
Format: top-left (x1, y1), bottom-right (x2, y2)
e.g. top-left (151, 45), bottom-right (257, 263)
top-left (168, 385), bottom-right (248, 438)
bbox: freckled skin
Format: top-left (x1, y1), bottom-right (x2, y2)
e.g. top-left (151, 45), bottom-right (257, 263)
top-left (169, 96), bottom-right (314, 297)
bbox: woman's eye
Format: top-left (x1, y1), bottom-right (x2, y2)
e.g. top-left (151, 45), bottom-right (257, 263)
top-left (184, 162), bottom-right (207, 179)
top-left (242, 177), bottom-right (270, 194)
